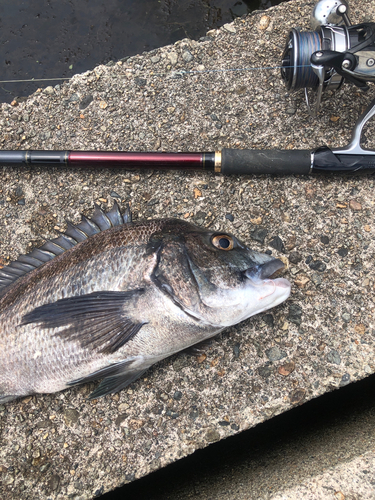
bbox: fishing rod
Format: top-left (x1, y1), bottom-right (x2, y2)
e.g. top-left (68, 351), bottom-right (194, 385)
top-left (1, 0), bottom-right (375, 176)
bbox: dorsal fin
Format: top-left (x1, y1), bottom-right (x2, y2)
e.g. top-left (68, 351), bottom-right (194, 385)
top-left (0, 201), bottom-right (132, 293)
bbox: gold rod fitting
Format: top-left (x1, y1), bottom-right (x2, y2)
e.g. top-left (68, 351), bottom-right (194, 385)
top-left (214, 150), bottom-right (222, 173)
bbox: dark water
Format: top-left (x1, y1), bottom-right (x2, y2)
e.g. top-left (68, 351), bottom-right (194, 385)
top-left (0, 0), bottom-right (284, 103)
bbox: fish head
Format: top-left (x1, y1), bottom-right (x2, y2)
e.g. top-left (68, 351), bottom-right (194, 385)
top-left (150, 220), bottom-right (291, 328)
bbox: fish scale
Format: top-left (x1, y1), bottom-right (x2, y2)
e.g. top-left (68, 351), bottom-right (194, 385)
top-left (0, 202), bottom-right (291, 404)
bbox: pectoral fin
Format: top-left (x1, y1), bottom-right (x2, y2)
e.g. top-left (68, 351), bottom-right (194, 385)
top-left (21, 290), bottom-right (146, 354)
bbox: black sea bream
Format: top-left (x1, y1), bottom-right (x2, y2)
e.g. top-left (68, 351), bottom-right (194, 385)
top-left (0, 203), bottom-right (290, 403)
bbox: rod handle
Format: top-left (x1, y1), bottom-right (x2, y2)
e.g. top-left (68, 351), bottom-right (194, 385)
top-left (221, 148), bottom-right (312, 175)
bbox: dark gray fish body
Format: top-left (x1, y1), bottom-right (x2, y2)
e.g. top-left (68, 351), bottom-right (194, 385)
top-left (0, 204), bottom-right (290, 403)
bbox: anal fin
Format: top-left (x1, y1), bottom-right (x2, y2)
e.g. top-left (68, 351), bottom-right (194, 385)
top-left (89, 369), bottom-right (147, 399)
top-left (68, 359), bottom-right (148, 399)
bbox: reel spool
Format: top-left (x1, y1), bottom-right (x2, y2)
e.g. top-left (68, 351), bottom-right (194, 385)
top-left (281, 0), bottom-right (375, 115)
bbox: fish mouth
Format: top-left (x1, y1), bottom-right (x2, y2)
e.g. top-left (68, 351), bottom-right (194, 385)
top-left (244, 258), bottom-right (287, 282)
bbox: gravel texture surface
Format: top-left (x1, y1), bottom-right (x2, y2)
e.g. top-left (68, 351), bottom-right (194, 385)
top-left (1, 0), bottom-right (375, 498)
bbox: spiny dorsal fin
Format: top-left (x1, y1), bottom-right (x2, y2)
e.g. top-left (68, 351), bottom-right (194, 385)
top-left (0, 201), bottom-right (132, 293)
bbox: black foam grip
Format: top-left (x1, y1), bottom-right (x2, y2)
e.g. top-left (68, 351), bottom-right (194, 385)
top-left (221, 148), bottom-right (312, 175)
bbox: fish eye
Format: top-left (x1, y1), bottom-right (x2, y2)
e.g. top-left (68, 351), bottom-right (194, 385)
top-left (212, 234), bottom-right (234, 251)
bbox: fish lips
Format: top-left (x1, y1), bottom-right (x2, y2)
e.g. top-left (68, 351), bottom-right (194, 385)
top-left (244, 258), bottom-right (289, 284)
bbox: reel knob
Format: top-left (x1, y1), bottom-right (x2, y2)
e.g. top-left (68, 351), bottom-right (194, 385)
top-left (310, 0), bottom-right (350, 30)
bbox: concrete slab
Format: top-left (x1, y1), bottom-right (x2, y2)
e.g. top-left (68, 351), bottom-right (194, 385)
top-left (0, 0), bottom-right (375, 498)
top-left (110, 374), bottom-right (375, 500)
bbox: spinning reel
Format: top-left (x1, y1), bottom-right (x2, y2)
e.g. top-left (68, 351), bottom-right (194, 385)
top-left (281, 0), bottom-right (375, 115)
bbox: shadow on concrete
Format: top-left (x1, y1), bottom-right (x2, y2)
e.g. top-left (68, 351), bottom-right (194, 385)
top-left (102, 373), bottom-right (375, 498)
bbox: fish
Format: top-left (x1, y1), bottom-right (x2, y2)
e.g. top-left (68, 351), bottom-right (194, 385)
top-left (0, 203), bottom-right (291, 404)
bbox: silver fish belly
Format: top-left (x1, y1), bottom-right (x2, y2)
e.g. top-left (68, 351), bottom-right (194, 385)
top-left (0, 203), bottom-right (291, 403)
